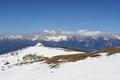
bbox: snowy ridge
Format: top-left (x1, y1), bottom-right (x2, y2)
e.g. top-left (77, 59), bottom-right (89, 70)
top-left (1, 29), bottom-right (120, 54)
top-left (0, 43), bottom-right (83, 70)
top-left (0, 43), bottom-right (120, 80)
top-left (0, 34), bottom-right (23, 40)
top-left (44, 35), bottom-right (68, 42)
top-left (0, 29), bottom-right (120, 41)
top-left (78, 29), bottom-right (101, 36)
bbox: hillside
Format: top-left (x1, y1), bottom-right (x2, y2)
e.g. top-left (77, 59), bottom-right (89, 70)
top-left (0, 43), bottom-right (120, 80)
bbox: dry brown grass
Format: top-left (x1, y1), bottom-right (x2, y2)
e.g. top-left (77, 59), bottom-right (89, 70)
top-left (20, 53), bottom-right (91, 68)
top-left (21, 52), bottom-right (104, 66)
top-left (88, 47), bottom-right (120, 56)
top-left (21, 48), bottom-right (120, 65)
top-left (20, 47), bottom-right (120, 68)
top-left (45, 53), bottom-right (89, 64)
top-left (100, 48), bottom-right (120, 55)
top-left (62, 47), bottom-right (81, 52)
top-left (89, 54), bottom-right (101, 57)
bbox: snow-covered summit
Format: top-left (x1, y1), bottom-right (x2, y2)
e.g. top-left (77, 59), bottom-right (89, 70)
top-left (35, 43), bottom-right (44, 47)
top-left (0, 44), bottom-right (120, 80)
top-left (0, 43), bottom-right (83, 68)
top-left (78, 29), bottom-right (101, 36)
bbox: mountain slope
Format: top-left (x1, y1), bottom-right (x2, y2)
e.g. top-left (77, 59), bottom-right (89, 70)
top-left (0, 43), bottom-right (84, 70)
top-left (0, 43), bottom-right (120, 80)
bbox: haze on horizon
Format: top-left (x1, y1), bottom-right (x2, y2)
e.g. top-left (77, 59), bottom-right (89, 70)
top-left (0, 0), bottom-right (120, 34)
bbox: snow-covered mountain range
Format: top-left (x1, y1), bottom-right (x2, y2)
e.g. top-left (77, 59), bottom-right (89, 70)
top-left (1, 29), bottom-right (120, 40)
top-left (0, 43), bottom-right (120, 80)
top-left (0, 29), bottom-right (120, 54)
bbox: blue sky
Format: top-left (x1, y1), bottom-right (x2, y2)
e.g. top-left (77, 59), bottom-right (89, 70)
top-left (0, 0), bottom-right (120, 34)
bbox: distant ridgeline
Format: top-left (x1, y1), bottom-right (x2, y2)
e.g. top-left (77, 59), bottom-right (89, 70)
top-left (0, 30), bottom-right (120, 54)
top-left (0, 39), bottom-right (37, 54)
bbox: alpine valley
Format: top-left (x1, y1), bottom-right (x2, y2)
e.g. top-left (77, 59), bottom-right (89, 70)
top-left (0, 29), bottom-right (120, 54)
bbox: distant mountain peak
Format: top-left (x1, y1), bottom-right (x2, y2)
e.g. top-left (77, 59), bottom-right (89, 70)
top-left (0, 30), bottom-right (120, 54)
top-left (35, 43), bottom-right (44, 47)
top-left (78, 29), bottom-right (101, 36)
